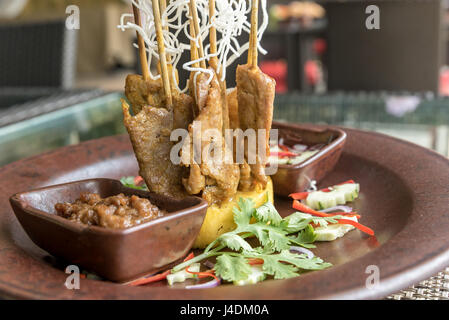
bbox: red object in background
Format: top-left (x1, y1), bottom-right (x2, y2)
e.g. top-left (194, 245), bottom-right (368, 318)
top-left (313, 38), bottom-right (327, 56)
top-left (439, 67), bottom-right (449, 96)
top-left (304, 60), bottom-right (319, 85)
top-left (260, 60), bottom-right (288, 93)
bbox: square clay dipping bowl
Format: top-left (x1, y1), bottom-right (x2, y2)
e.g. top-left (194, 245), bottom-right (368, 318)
top-left (9, 178), bottom-right (208, 283)
top-left (269, 121), bottom-right (347, 197)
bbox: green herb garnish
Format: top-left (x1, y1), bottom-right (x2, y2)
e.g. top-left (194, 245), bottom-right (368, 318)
top-left (120, 176), bottom-right (148, 190)
top-left (172, 198), bottom-right (332, 283)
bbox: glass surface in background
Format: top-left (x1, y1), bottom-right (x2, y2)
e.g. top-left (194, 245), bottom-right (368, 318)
top-left (0, 93), bottom-right (125, 166)
top-left (0, 91), bottom-right (448, 167)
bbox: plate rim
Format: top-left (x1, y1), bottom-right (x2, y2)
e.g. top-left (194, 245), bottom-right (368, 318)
top-left (1, 124), bottom-right (449, 300)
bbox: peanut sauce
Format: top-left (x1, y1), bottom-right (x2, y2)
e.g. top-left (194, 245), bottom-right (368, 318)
top-left (55, 192), bottom-right (166, 229)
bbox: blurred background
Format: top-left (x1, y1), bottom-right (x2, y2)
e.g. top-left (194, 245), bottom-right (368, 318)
top-left (1, 0), bottom-right (449, 166)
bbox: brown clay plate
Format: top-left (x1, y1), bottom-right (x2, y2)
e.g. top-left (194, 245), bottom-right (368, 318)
top-left (0, 124), bottom-right (449, 299)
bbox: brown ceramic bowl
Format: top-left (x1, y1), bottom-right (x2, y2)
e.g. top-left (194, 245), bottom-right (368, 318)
top-left (9, 178), bottom-right (208, 283)
top-left (269, 121), bottom-right (347, 197)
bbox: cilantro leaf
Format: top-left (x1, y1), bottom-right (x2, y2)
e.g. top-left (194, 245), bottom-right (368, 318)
top-left (267, 227), bottom-right (292, 251)
top-left (214, 254), bottom-right (252, 282)
top-left (282, 212), bottom-right (313, 233)
top-left (254, 201), bottom-right (283, 226)
top-left (275, 250), bottom-right (332, 270)
top-left (291, 225), bottom-right (317, 245)
top-left (218, 233), bottom-right (254, 252)
top-left (261, 255), bottom-right (300, 279)
top-left (244, 222), bottom-right (292, 251)
top-left (232, 197), bottom-right (255, 227)
top-left (171, 197), bottom-right (334, 284)
top-left (255, 249), bottom-right (332, 279)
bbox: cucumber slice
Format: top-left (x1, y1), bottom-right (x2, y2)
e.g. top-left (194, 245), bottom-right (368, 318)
top-left (314, 216), bottom-right (357, 241)
top-left (166, 263), bottom-right (200, 285)
top-left (305, 183), bottom-right (360, 210)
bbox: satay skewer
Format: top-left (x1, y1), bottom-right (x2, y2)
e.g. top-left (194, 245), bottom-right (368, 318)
top-left (132, 3), bottom-right (150, 81)
top-left (152, 0), bottom-right (173, 106)
top-left (189, 0), bottom-right (207, 69)
top-left (248, 0), bottom-right (259, 68)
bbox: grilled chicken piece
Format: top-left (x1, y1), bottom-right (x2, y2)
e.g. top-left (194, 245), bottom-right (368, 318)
top-left (219, 80), bottom-right (230, 132)
top-left (238, 161), bottom-right (252, 191)
top-left (173, 93), bottom-right (194, 130)
top-left (123, 75), bottom-right (194, 198)
top-left (194, 72), bottom-right (210, 114)
top-left (125, 74), bottom-right (165, 114)
top-left (194, 72), bottom-right (230, 132)
top-left (122, 100), bottom-right (187, 198)
top-left (226, 88), bottom-right (239, 130)
top-left (236, 64), bottom-right (276, 189)
top-left (182, 72), bottom-right (240, 204)
top-left (125, 74), bottom-right (193, 128)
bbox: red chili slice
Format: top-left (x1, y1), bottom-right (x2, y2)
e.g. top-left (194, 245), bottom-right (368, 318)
top-left (278, 144), bottom-right (291, 152)
top-left (292, 200), bottom-right (360, 219)
top-left (270, 151), bottom-right (298, 158)
top-left (247, 258), bottom-right (264, 265)
top-left (338, 219), bottom-right (375, 236)
top-left (185, 267), bottom-right (219, 282)
top-left (288, 192), bottom-right (309, 200)
top-left (129, 269), bottom-right (171, 286)
top-left (183, 252), bottom-right (195, 262)
top-left (134, 175), bottom-right (144, 186)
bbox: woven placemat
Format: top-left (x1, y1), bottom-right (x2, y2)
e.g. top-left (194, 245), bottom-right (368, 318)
top-left (385, 267), bottom-right (449, 300)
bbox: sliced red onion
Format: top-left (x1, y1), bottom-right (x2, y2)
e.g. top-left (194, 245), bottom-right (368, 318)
top-left (290, 246), bottom-right (314, 259)
top-left (185, 278), bottom-right (221, 289)
top-left (293, 144), bottom-right (308, 152)
top-left (319, 205), bottom-right (353, 213)
top-left (203, 260), bottom-right (215, 269)
top-left (290, 246), bottom-right (315, 259)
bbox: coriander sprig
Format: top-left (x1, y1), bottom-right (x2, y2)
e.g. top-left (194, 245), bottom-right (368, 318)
top-left (171, 197), bottom-right (333, 283)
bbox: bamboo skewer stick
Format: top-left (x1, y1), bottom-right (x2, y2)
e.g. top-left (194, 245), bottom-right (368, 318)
top-left (189, 0), bottom-right (207, 69)
top-left (189, 17), bottom-right (200, 112)
top-left (208, 0), bottom-right (218, 71)
top-left (159, 0), bottom-right (171, 64)
top-left (248, 0), bottom-right (259, 68)
top-left (132, 3), bottom-right (150, 81)
top-left (189, 18), bottom-right (200, 69)
top-left (152, 0), bottom-right (173, 106)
